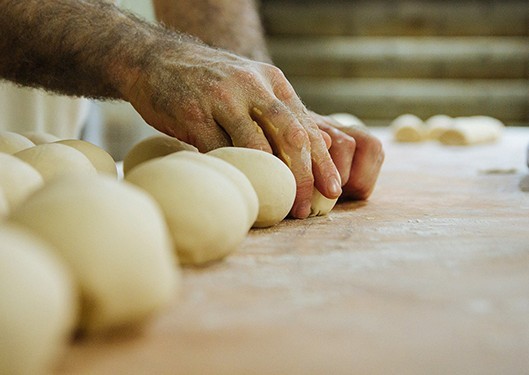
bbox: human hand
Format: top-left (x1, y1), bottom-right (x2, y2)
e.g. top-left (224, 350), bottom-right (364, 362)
top-left (124, 41), bottom-right (341, 218)
top-left (309, 112), bottom-right (385, 200)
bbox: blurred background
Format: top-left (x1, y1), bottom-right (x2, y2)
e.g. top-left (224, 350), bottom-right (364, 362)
top-left (88, 0), bottom-right (529, 159)
top-left (261, 0), bottom-right (529, 126)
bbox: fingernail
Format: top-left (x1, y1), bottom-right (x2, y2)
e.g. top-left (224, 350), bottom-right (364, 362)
top-left (329, 177), bottom-right (342, 197)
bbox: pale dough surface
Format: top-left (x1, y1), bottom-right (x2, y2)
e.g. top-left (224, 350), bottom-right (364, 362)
top-left (10, 175), bottom-right (179, 333)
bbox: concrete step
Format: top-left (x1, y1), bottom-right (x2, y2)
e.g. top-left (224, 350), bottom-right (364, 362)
top-left (262, 1), bottom-right (529, 37)
top-left (287, 78), bottom-right (529, 124)
top-left (270, 37), bottom-right (529, 79)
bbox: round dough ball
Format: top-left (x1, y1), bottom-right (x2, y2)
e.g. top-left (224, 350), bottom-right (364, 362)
top-left (14, 143), bottom-right (97, 183)
top-left (0, 152), bottom-right (44, 211)
top-left (0, 186), bottom-right (9, 219)
top-left (165, 151), bottom-right (259, 228)
top-left (10, 175), bottom-right (179, 333)
top-left (0, 223), bottom-right (77, 375)
top-left (309, 188), bottom-right (338, 217)
top-left (207, 147), bottom-right (296, 228)
top-left (0, 131), bottom-right (35, 154)
top-left (123, 135), bottom-right (198, 175)
top-left (390, 114), bottom-right (426, 142)
top-left (425, 114), bottom-right (454, 140)
top-left (21, 131), bottom-right (61, 145)
top-left (125, 157), bottom-right (249, 265)
top-left (55, 139), bottom-right (117, 177)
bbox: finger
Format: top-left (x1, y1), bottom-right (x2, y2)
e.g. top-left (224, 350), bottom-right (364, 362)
top-left (317, 122), bottom-right (356, 187)
top-left (341, 128), bottom-right (385, 200)
top-left (213, 105), bottom-right (273, 154)
top-left (251, 103), bottom-right (315, 219)
top-left (265, 67), bottom-right (342, 201)
top-left (320, 129), bottom-right (332, 149)
top-left (298, 110), bottom-right (342, 200)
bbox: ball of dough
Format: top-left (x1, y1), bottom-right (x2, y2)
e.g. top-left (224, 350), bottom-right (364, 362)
top-left (0, 131), bottom-right (35, 154)
top-left (123, 135), bottom-right (198, 175)
top-left (0, 186), bottom-right (9, 219)
top-left (21, 131), bottom-right (61, 145)
top-left (0, 223), bottom-right (77, 375)
top-left (14, 143), bottom-right (97, 183)
top-left (424, 114), bottom-right (454, 140)
top-left (10, 175), bottom-right (179, 333)
top-left (207, 147), bottom-right (296, 228)
top-left (55, 139), bottom-right (117, 177)
top-left (125, 156), bottom-right (249, 265)
top-left (390, 114), bottom-right (426, 142)
top-left (0, 152), bottom-right (44, 211)
top-left (165, 151), bottom-right (259, 228)
top-left (310, 188), bottom-right (338, 217)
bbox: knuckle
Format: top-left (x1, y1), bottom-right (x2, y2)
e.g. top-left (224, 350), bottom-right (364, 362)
top-left (285, 126), bottom-right (310, 149)
top-left (334, 132), bottom-right (357, 151)
top-left (366, 137), bottom-right (384, 156)
top-left (232, 68), bottom-right (259, 85)
top-left (346, 181), bottom-right (372, 200)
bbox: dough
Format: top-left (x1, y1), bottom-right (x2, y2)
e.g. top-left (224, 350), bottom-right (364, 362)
top-left (21, 131), bottom-right (61, 145)
top-left (123, 135), bottom-right (198, 175)
top-left (125, 156), bottom-right (249, 265)
top-left (439, 116), bottom-right (504, 145)
top-left (14, 143), bottom-right (97, 182)
top-left (0, 186), bottom-right (9, 219)
top-left (0, 152), bottom-right (44, 211)
top-left (424, 114), bottom-right (454, 140)
top-left (0, 223), bottom-right (76, 375)
top-left (391, 114), bottom-right (426, 142)
top-left (55, 139), bottom-right (117, 177)
top-left (207, 147), bottom-right (296, 228)
top-left (10, 175), bottom-right (179, 333)
top-left (329, 113), bottom-right (367, 130)
top-left (0, 131), bottom-right (35, 154)
top-left (165, 151), bottom-right (259, 228)
top-left (310, 188), bottom-right (338, 217)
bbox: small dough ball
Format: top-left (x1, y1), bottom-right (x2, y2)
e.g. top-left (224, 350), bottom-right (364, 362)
top-left (10, 175), bottom-right (179, 333)
top-left (424, 114), bottom-right (454, 140)
top-left (310, 188), bottom-right (338, 217)
top-left (391, 114), bottom-right (426, 142)
top-left (329, 113), bottom-right (367, 130)
top-left (207, 147), bottom-right (296, 228)
top-left (123, 135), bottom-right (198, 175)
top-left (0, 223), bottom-right (77, 375)
top-left (439, 116), bottom-right (504, 146)
top-left (0, 152), bottom-right (44, 211)
top-left (14, 143), bottom-right (97, 182)
top-left (126, 157), bottom-right (249, 265)
top-left (0, 131), bottom-right (35, 154)
top-left (21, 132), bottom-right (61, 145)
top-left (0, 186), bottom-right (9, 219)
top-left (55, 139), bottom-right (117, 177)
top-left (165, 151), bottom-right (259, 228)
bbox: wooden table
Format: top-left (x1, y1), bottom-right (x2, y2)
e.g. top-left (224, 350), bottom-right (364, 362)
top-left (58, 128), bottom-right (529, 375)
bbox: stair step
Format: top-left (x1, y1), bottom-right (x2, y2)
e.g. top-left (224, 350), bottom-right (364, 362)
top-left (270, 37), bottom-right (529, 79)
top-left (287, 78), bottom-right (529, 124)
top-left (262, 1), bottom-right (529, 37)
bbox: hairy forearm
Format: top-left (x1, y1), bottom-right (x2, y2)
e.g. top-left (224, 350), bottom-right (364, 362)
top-left (0, 0), bottom-right (195, 99)
top-left (152, 0), bottom-right (271, 63)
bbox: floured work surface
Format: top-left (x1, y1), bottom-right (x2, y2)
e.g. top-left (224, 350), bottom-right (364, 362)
top-left (57, 128), bottom-right (529, 375)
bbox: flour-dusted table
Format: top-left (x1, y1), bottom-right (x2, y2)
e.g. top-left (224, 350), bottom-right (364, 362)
top-left (57, 127), bottom-right (529, 375)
